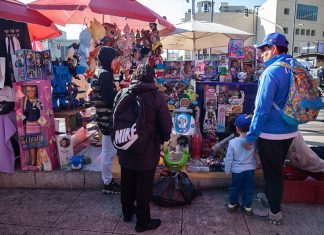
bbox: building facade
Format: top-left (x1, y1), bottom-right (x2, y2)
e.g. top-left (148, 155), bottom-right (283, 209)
top-left (183, 1), bottom-right (256, 48)
top-left (183, 0), bottom-right (324, 60)
top-left (257, 0), bottom-right (324, 57)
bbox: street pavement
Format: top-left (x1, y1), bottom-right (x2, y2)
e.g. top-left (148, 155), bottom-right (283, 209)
top-left (0, 101), bottom-right (323, 235)
top-left (0, 188), bottom-right (324, 235)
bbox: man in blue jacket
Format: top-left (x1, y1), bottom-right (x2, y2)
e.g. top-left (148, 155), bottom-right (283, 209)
top-left (244, 33), bottom-right (298, 224)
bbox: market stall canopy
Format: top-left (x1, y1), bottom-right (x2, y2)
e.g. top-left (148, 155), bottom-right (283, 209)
top-left (27, 0), bottom-right (175, 31)
top-left (160, 20), bottom-right (254, 51)
top-left (28, 23), bottom-right (61, 41)
top-left (0, 0), bottom-right (53, 27)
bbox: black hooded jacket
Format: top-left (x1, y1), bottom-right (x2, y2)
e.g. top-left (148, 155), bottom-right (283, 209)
top-left (92, 46), bottom-right (119, 135)
top-left (115, 80), bottom-right (172, 170)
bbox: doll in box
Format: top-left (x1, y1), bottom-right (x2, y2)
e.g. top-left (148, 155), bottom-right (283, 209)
top-left (25, 50), bottom-right (36, 79)
top-left (23, 85), bottom-right (43, 166)
top-left (35, 52), bottom-right (42, 79)
top-left (43, 51), bottom-right (52, 77)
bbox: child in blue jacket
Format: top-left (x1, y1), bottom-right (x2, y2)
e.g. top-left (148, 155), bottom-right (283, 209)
top-left (224, 114), bottom-right (256, 215)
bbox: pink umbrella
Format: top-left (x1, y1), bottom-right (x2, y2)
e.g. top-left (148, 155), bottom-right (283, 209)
top-left (0, 0), bottom-right (53, 27)
top-left (28, 0), bottom-right (174, 30)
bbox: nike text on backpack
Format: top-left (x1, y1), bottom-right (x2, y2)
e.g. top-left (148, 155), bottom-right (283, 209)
top-left (272, 59), bottom-right (323, 126)
top-left (112, 90), bottom-right (152, 154)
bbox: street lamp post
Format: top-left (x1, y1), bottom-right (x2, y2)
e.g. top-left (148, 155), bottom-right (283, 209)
top-left (292, 0), bottom-right (297, 57)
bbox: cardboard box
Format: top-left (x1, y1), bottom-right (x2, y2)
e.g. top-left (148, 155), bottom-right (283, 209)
top-left (56, 134), bottom-right (74, 169)
top-left (15, 80), bottom-right (58, 171)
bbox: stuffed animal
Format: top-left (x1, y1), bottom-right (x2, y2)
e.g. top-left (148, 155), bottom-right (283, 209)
top-left (141, 29), bottom-right (152, 49)
top-left (79, 29), bottom-right (92, 69)
top-left (69, 155), bottom-right (84, 170)
top-left (85, 46), bottom-right (100, 78)
top-left (87, 18), bottom-right (105, 44)
top-left (102, 23), bottom-right (117, 47)
top-left (184, 88), bottom-right (197, 103)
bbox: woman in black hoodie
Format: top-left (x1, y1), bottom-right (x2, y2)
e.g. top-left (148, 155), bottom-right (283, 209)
top-left (92, 46), bottom-right (121, 193)
top-left (115, 63), bottom-right (172, 233)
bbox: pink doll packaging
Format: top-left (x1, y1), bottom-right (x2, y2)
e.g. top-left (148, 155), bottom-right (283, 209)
top-left (14, 80), bottom-right (58, 171)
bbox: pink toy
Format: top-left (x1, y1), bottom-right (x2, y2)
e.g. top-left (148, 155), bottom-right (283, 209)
top-left (14, 80), bottom-right (58, 171)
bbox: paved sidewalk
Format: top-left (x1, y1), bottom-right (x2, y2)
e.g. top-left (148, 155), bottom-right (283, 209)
top-left (0, 189), bottom-right (323, 235)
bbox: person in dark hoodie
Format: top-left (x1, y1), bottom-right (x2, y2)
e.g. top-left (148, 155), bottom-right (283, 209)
top-left (114, 63), bottom-right (172, 233)
top-left (92, 46), bottom-right (121, 194)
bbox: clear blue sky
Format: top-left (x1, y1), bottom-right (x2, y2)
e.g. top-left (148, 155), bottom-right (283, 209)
top-left (22, 0), bottom-right (267, 39)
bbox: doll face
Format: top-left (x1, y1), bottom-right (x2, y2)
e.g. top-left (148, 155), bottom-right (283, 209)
top-left (60, 139), bottom-right (68, 148)
top-left (26, 86), bottom-right (37, 99)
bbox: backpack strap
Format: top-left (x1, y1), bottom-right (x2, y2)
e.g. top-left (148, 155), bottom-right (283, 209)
top-left (271, 61), bottom-right (292, 70)
top-left (270, 61), bottom-right (294, 111)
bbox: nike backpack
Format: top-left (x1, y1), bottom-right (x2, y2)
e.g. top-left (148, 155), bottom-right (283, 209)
top-left (112, 89), bottom-right (150, 154)
top-left (272, 59), bottom-right (323, 126)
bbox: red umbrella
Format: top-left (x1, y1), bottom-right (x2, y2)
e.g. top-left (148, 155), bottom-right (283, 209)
top-left (0, 0), bottom-right (53, 27)
top-left (28, 0), bottom-right (174, 30)
top-left (28, 23), bottom-right (61, 41)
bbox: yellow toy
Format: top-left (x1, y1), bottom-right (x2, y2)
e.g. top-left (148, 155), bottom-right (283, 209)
top-left (88, 18), bottom-right (105, 44)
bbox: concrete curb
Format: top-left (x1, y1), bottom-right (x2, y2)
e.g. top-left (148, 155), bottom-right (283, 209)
top-left (0, 170), bottom-right (264, 190)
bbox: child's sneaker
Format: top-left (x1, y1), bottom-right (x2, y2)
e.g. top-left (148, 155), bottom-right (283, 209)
top-left (243, 207), bottom-right (253, 216)
top-left (103, 180), bottom-right (121, 194)
top-left (226, 203), bottom-right (238, 213)
top-left (268, 210), bottom-right (283, 225)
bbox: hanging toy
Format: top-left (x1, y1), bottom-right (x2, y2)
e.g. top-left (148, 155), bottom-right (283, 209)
top-left (79, 29), bottom-right (92, 69)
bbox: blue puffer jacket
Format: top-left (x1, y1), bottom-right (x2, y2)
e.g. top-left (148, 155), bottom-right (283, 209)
top-left (246, 54), bottom-right (298, 144)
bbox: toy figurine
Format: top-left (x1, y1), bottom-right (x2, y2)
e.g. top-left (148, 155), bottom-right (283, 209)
top-left (23, 85), bottom-right (43, 166)
top-left (35, 52), bottom-right (42, 79)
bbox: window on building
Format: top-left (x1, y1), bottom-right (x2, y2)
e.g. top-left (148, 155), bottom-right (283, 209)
top-left (306, 29), bottom-right (310, 36)
top-left (301, 29), bottom-right (305, 35)
top-left (296, 4), bottom-right (318, 21)
top-left (296, 28), bottom-right (300, 35)
top-left (283, 27), bottom-right (288, 34)
top-left (293, 47), bottom-right (299, 53)
top-left (323, 31), bottom-right (324, 37)
top-left (311, 30), bottom-right (316, 36)
top-left (284, 8), bottom-right (290, 15)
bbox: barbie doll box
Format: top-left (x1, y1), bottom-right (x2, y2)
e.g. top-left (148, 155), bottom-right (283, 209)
top-left (14, 80), bottom-right (58, 171)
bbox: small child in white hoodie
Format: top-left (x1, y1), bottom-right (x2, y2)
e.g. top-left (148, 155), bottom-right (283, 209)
top-left (224, 114), bottom-right (256, 215)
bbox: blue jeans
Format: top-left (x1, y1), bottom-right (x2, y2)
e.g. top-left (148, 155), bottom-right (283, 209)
top-left (229, 170), bottom-right (255, 208)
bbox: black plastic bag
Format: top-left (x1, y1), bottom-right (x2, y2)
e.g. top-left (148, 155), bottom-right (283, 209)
top-left (152, 171), bottom-right (201, 207)
top-left (0, 101), bottom-right (15, 114)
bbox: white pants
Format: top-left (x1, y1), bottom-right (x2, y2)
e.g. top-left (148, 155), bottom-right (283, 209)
top-left (101, 135), bottom-right (117, 185)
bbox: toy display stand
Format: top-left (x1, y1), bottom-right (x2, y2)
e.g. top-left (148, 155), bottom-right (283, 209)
top-left (195, 80), bottom-right (257, 137)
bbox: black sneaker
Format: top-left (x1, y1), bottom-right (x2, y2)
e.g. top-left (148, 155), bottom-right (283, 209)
top-left (102, 180), bottom-right (121, 194)
top-left (135, 219), bottom-right (161, 233)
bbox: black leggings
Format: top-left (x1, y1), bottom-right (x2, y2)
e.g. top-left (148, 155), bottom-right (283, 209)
top-left (120, 167), bottom-right (156, 225)
top-left (258, 137), bottom-right (293, 214)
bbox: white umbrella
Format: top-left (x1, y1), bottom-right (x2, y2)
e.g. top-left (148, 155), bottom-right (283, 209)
top-left (296, 59), bottom-right (313, 68)
top-left (160, 20), bottom-right (254, 58)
